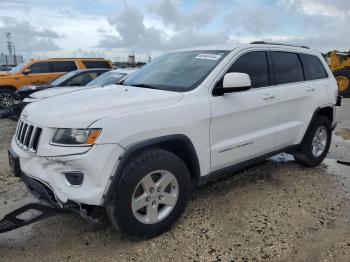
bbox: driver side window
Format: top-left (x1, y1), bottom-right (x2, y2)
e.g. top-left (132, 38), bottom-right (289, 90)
top-left (227, 51), bottom-right (269, 88)
top-left (28, 62), bottom-right (50, 74)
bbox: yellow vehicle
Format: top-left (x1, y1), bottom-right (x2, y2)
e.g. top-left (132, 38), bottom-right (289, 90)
top-left (0, 58), bottom-right (113, 108)
top-left (326, 51), bottom-right (350, 98)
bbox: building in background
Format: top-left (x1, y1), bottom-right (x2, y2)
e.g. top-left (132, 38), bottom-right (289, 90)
top-left (0, 33), bottom-right (24, 70)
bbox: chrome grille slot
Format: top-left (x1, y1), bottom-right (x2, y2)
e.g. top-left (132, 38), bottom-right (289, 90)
top-left (15, 119), bottom-right (42, 153)
top-left (20, 124), bottom-right (28, 145)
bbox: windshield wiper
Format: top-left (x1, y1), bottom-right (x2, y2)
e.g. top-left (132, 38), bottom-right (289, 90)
top-left (129, 84), bottom-right (159, 90)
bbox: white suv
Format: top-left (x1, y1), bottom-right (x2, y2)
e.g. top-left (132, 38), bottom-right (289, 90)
top-left (9, 42), bottom-right (340, 237)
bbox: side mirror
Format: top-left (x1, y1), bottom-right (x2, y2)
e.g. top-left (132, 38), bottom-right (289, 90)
top-left (222, 72), bottom-right (251, 93)
top-left (23, 68), bottom-right (31, 75)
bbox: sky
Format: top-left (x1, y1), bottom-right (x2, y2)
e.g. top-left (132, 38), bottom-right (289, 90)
top-left (0, 0), bottom-right (349, 62)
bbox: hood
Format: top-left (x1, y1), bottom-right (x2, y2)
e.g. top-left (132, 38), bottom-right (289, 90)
top-left (23, 85), bottom-right (183, 128)
top-left (30, 86), bottom-right (96, 99)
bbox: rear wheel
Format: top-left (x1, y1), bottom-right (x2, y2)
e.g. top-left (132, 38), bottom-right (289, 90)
top-left (0, 89), bottom-right (16, 108)
top-left (334, 69), bottom-right (350, 98)
top-left (106, 148), bottom-right (191, 238)
top-left (294, 115), bottom-right (332, 167)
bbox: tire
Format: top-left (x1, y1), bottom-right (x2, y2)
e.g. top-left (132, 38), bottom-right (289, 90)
top-left (294, 115), bottom-right (332, 167)
top-left (106, 148), bottom-right (191, 238)
top-left (334, 69), bottom-right (350, 98)
top-left (0, 89), bottom-right (16, 108)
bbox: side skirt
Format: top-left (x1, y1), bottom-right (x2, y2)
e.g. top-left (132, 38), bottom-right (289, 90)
top-left (198, 145), bottom-right (299, 186)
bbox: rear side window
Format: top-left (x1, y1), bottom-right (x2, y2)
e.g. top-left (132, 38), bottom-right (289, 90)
top-left (66, 72), bottom-right (99, 86)
top-left (271, 52), bottom-right (304, 85)
top-left (228, 51), bottom-right (269, 88)
top-left (82, 60), bottom-right (112, 69)
top-left (50, 61), bottom-right (77, 72)
top-left (28, 62), bottom-right (50, 73)
top-left (300, 54), bottom-right (328, 80)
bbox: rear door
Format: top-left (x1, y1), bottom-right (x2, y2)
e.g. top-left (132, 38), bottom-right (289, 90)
top-left (209, 51), bottom-right (280, 171)
top-left (270, 51), bottom-right (327, 148)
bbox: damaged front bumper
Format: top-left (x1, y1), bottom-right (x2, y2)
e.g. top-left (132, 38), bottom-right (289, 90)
top-left (1, 140), bottom-right (124, 233)
top-left (1, 149), bottom-right (103, 233)
top-left (10, 138), bottom-right (125, 205)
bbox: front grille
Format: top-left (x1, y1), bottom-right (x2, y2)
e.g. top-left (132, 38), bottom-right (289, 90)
top-left (15, 119), bottom-right (42, 153)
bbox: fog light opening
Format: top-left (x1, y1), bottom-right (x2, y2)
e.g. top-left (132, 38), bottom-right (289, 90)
top-left (64, 172), bottom-right (84, 186)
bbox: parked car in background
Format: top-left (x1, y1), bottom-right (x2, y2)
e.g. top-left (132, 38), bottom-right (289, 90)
top-left (22, 68), bottom-right (137, 103)
top-left (16, 69), bottom-right (111, 100)
top-left (0, 65), bottom-right (12, 71)
top-left (86, 68), bottom-right (137, 87)
top-left (0, 58), bottom-right (113, 108)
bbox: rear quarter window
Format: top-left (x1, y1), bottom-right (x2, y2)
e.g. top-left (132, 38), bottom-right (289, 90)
top-left (82, 61), bottom-right (112, 69)
top-left (271, 52), bottom-right (304, 85)
top-left (300, 54), bottom-right (328, 80)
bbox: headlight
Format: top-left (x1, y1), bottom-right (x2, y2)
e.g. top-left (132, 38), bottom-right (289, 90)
top-left (51, 128), bottom-right (101, 146)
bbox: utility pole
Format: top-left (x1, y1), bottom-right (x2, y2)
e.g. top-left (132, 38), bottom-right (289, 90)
top-left (6, 33), bottom-right (17, 65)
top-left (6, 33), bottom-right (13, 56)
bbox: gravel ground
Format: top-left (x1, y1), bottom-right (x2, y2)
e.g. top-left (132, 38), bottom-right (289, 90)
top-left (0, 100), bottom-right (350, 262)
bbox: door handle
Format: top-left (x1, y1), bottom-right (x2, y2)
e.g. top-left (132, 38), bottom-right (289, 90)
top-left (262, 93), bottom-right (276, 100)
top-left (305, 86), bottom-right (315, 92)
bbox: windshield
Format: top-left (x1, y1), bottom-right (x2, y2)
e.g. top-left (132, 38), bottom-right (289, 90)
top-left (87, 71), bottom-right (126, 86)
top-left (123, 50), bottom-right (229, 92)
top-left (49, 70), bottom-right (78, 86)
top-left (9, 62), bottom-right (26, 74)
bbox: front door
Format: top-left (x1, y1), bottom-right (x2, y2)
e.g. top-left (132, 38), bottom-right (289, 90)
top-left (209, 51), bottom-right (279, 172)
top-left (24, 62), bottom-right (61, 87)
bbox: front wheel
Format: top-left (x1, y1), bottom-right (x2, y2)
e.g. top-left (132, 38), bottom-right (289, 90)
top-left (0, 89), bottom-right (16, 108)
top-left (106, 148), bottom-right (191, 238)
top-left (294, 115), bottom-right (332, 167)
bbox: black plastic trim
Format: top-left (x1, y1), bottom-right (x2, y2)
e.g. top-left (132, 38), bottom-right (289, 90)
top-left (198, 145), bottom-right (298, 186)
top-left (336, 96), bottom-right (342, 107)
top-left (102, 134), bottom-right (201, 205)
top-left (250, 41), bottom-right (310, 49)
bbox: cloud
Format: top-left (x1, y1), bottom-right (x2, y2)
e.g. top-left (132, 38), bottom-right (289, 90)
top-left (224, 4), bottom-right (280, 35)
top-left (280, 0), bottom-right (350, 16)
top-left (149, 0), bottom-right (218, 30)
top-left (99, 2), bottom-right (229, 52)
top-left (1, 0), bottom-right (350, 60)
top-left (0, 16), bottom-right (60, 56)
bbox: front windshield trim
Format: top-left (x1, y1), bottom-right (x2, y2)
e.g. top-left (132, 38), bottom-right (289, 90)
top-left (123, 50), bottom-right (229, 92)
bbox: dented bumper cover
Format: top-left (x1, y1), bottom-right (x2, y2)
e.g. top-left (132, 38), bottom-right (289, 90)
top-left (11, 138), bottom-right (125, 206)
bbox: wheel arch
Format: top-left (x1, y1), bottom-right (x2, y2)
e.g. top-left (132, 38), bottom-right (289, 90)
top-left (0, 85), bottom-right (17, 92)
top-left (103, 134), bottom-right (201, 205)
top-left (301, 106), bottom-right (334, 144)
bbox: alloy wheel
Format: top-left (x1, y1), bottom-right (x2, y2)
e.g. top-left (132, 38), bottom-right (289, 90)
top-left (131, 170), bottom-right (179, 224)
top-left (311, 126), bottom-right (328, 157)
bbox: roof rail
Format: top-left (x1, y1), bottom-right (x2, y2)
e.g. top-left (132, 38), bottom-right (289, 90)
top-left (250, 41), bottom-right (310, 49)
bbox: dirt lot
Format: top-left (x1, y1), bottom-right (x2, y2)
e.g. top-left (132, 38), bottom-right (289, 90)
top-left (0, 100), bottom-right (350, 262)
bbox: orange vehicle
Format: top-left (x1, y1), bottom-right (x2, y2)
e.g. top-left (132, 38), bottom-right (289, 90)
top-left (326, 51), bottom-right (350, 98)
top-left (0, 58), bottom-right (113, 108)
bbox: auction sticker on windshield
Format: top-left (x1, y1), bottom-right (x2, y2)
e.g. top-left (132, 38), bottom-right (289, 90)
top-left (195, 54), bottom-right (222, 60)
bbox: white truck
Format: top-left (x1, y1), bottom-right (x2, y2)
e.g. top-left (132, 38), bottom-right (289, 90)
top-left (6, 42), bottom-right (341, 238)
